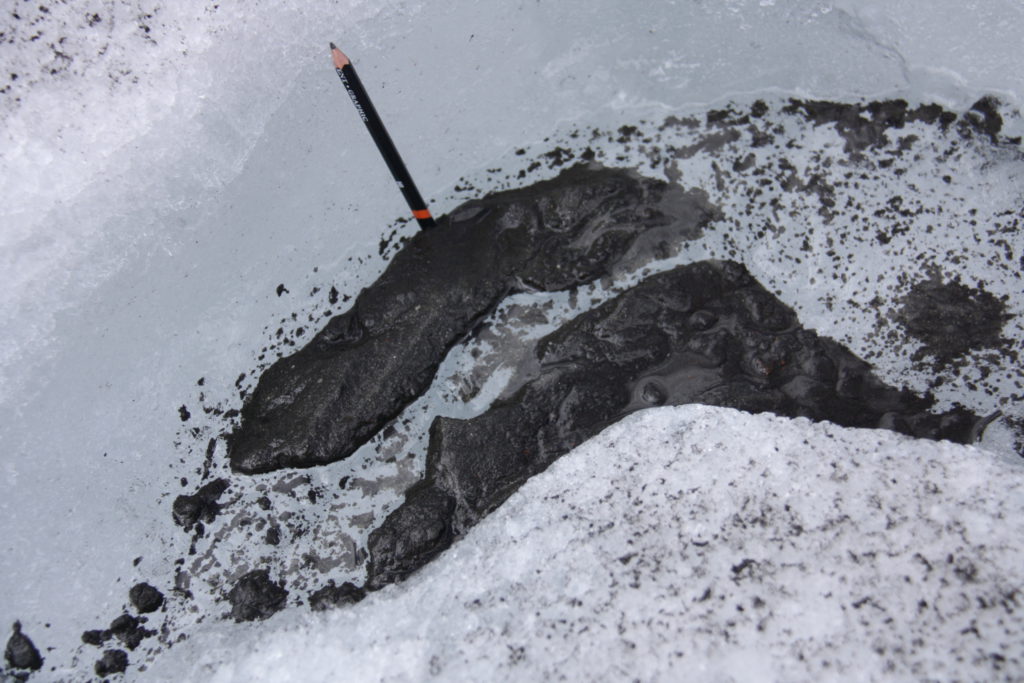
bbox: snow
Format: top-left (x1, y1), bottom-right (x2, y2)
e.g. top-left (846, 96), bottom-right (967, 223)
top-left (1, 0), bottom-right (1023, 679)
top-left (151, 406), bottom-right (1024, 682)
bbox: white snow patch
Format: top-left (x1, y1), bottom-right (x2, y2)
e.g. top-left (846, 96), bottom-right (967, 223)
top-left (152, 406), bottom-right (1024, 682)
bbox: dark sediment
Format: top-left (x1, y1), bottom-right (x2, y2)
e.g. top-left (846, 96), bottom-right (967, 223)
top-left (128, 582), bottom-right (164, 614)
top-left (962, 96), bottom-right (1006, 143)
top-left (172, 478), bottom-right (229, 531)
top-left (4, 622), bottom-right (42, 671)
top-left (783, 95), bottom-right (1021, 152)
top-left (81, 629), bottom-right (106, 646)
top-left (782, 98), bottom-right (958, 154)
top-left (81, 613), bottom-right (155, 653)
top-left (79, 585), bottom-right (161, 663)
top-left (308, 581), bottom-right (365, 611)
top-left (107, 614), bottom-right (154, 651)
top-left (366, 260), bottom-right (981, 589)
top-left (897, 269), bottom-right (1011, 368)
top-left (228, 164), bottom-right (717, 473)
top-left (94, 649), bottom-right (128, 677)
top-left (226, 570), bottom-right (288, 622)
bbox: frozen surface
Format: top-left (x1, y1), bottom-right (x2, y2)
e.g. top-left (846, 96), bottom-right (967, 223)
top-left (1, 0), bottom-right (1023, 679)
top-left (151, 406), bottom-right (1024, 682)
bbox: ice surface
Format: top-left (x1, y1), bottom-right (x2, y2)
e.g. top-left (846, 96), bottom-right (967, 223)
top-left (150, 406), bottom-right (1024, 682)
top-left (1, 0), bottom-right (1023, 679)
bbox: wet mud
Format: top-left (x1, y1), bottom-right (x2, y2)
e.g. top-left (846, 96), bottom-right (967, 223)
top-left (228, 165), bottom-right (717, 473)
top-left (365, 260), bottom-right (981, 589)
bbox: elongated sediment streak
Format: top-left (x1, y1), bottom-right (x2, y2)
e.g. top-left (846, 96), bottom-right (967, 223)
top-left (330, 42), bottom-right (436, 230)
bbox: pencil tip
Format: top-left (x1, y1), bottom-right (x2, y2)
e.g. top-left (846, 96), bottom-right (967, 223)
top-left (330, 43), bottom-right (350, 69)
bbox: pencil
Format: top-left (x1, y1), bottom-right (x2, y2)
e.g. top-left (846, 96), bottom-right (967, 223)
top-left (330, 43), bottom-right (436, 230)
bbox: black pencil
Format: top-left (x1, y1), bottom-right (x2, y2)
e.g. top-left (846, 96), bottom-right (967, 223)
top-left (330, 43), bottom-right (436, 230)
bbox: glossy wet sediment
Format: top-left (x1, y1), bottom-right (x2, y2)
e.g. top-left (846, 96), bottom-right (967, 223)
top-left (365, 259), bottom-right (981, 589)
top-left (228, 164), bottom-right (716, 473)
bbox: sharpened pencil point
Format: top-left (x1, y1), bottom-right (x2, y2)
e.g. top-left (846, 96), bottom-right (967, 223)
top-left (330, 43), bottom-right (351, 69)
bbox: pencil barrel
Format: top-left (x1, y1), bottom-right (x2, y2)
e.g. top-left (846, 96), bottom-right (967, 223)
top-left (334, 60), bottom-right (436, 230)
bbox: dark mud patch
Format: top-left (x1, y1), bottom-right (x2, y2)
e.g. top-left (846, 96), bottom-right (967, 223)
top-left (226, 570), bottom-right (288, 622)
top-left (365, 260), bottom-right (981, 590)
top-left (172, 478), bottom-right (229, 533)
top-left (1005, 415), bottom-right (1024, 461)
top-left (897, 269), bottom-right (1012, 369)
top-left (4, 622), bottom-right (43, 673)
top-left (81, 610), bottom-right (157, 656)
top-left (228, 164), bottom-right (717, 474)
top-left (308, 581), bottom-right (365, 611)
top-left (106, 614), bottom-right (155, 651)
top-left (128, 582), bottom-right (165, 614)
top-left (962, 96), bottom-right (1011, 144)
top-left (783, 98), bottom-right (959, 154)
top-left (94, 648), bottom-right (128, 677)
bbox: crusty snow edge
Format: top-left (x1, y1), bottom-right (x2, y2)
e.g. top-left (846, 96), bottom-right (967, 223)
top-left (154, 406), bottom-right (1024, 682)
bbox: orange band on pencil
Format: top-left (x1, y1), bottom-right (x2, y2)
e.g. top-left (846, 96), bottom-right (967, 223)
top-left (412, 209), bottom-right (433, 220)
